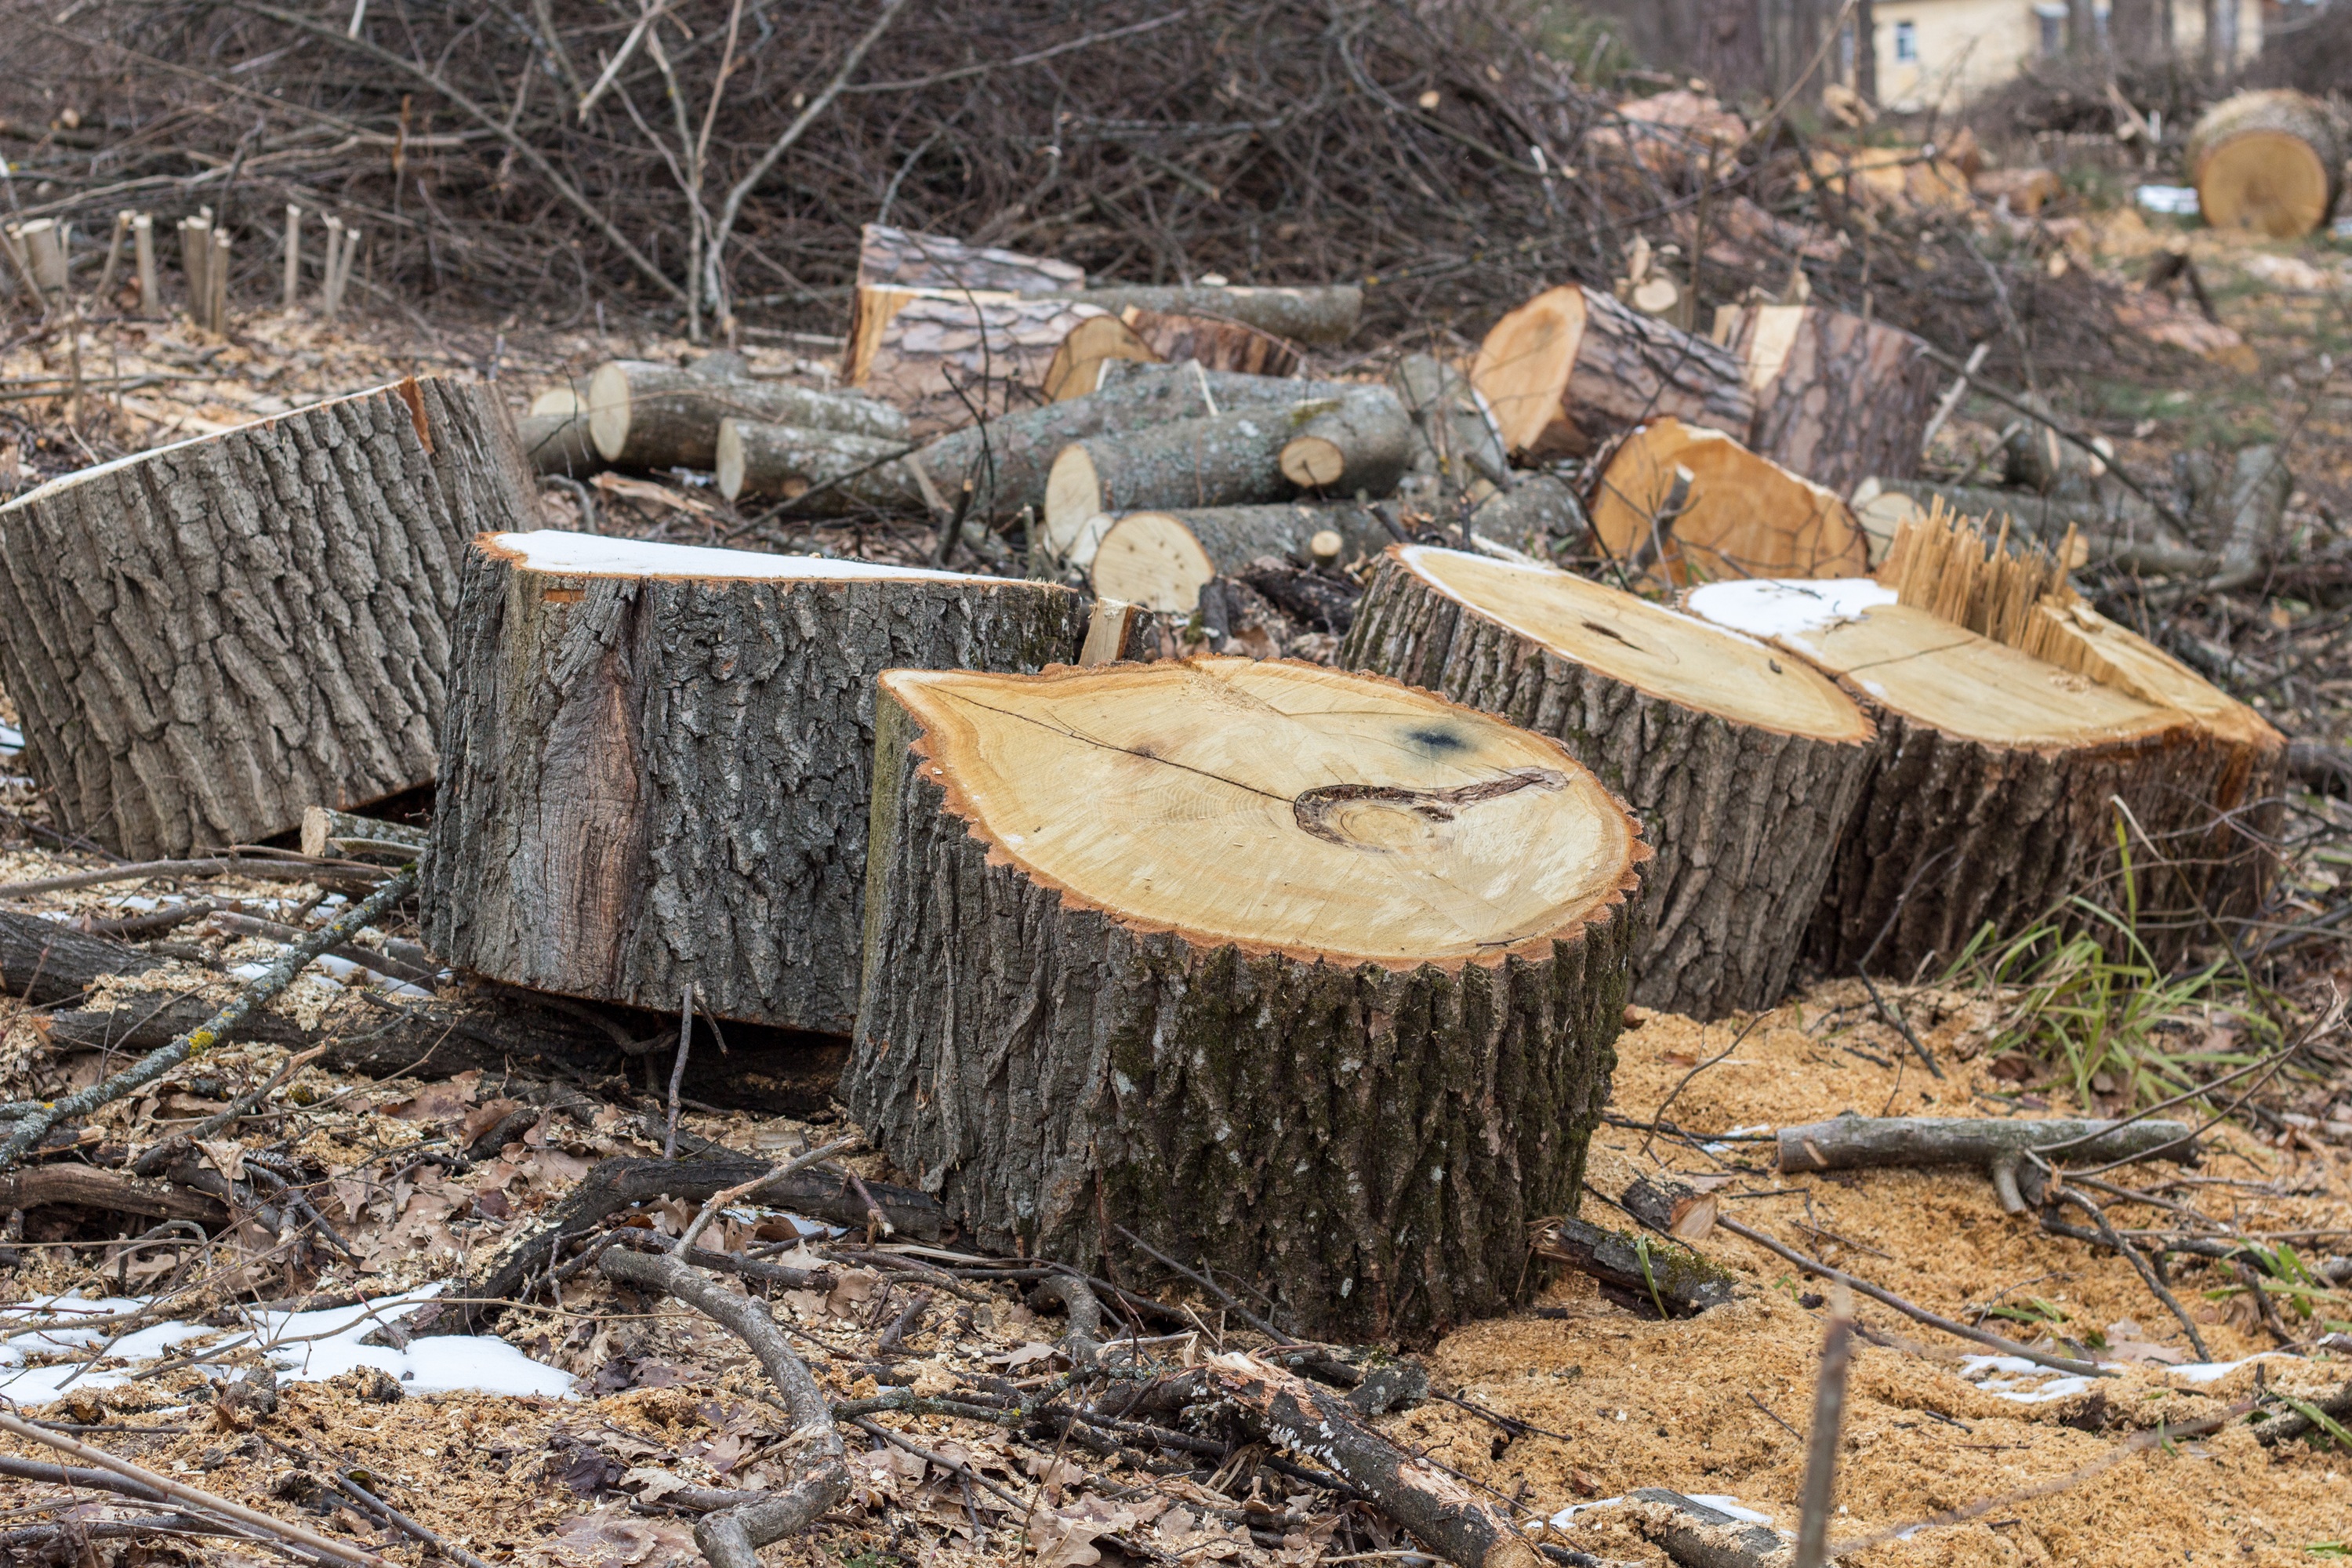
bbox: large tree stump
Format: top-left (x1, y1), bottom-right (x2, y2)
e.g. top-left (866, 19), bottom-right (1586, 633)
top-left (2186, 90), bottom-right (2344, 239)
top-left (0, 376), bottom-right (531, 860)
top-left (1715, 303), bottom-right (1939, 493)
top-left (1684, 579), bottom-right (2223, 977)
top-left (1344, 546), bottom-right (1877, 1018)
top-left (421, 531), bottom-right (1085, 1034)
top-left (847, 658), bottom-right (1646, 1343)
top-left (1471, 285), bottom-right (1755, 460)
top-left (1588, 416), bottom-right (1869, 587)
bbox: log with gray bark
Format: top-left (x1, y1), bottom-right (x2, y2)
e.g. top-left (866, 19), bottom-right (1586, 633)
top-left (1084, 501), bottom-right (1400, 611)
top-left (1715, 303), bottom-right (1940, 495)
top-left (713, 421), bottom-right (912, 507)
top-left (0, 376), bottom-right (532, 860)
top-left (1343, 546), bottom-right (1878, 1018)
top-left (1471, 285), bottom-right (1754, 459)
top-left (421, 530), bottom-right (1084, 1035)
top-left (1391, 354), bottom-right (1511, 496)
top-left (846, 656), bottom-right (1646, 1343)
top-left (1531, 1216), bottom-right (1742, 1317)
top-left (1777, 1115), bottom-right (2198, 1213)
top-left (586, 354), bottom-right (908, 470)
top-left (1042, 310), bottom-right (1304, 400)
top-left (1278, 388), bottom-right (1414, 492)
top-left (1464, 474), bottom-right (1588, 557)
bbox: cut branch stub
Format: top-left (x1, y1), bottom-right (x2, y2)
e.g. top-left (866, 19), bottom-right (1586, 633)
top-left (1470, 284), bottom-right (1754, 460)
top-left (422, 530), bottom-right (1084, 1034)
top-left (1588, 416), bottom-right (1869, 588)
top-left (0, 376), bottom-right (531, 859)
top-left (1342, 546), bottom-right (1876, 1018)
top-left (1685, 579), bottom-right (2222, 978)
top-left (846, 657), bottom-right (1646, 1343)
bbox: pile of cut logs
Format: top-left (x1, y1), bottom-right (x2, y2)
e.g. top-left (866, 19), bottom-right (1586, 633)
top-left (0, 220), bottom-right (2287, 1348)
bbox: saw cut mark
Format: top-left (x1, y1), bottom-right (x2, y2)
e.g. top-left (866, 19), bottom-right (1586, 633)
top-left (1292, 768), bottom-right (1568, 850)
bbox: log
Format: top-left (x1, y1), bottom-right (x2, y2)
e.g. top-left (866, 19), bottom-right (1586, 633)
top-left (1087, 502), bottom-right (1399, 612)
top-left (1042, 309), bottom-right (1305, 401)
top-left (1465, 474), bottom-right (1587, 557)
top-left (1392, 354), bottom-right (1510, 495)
top-left (1776, 1115), bottom-right (2198, 1213)
top-left (0, 1164), bottom-right (230, 1225)
top-left (1715, 303), bottom-right (1940, 494)
top-left (1530, 1216), bottom-right (1741, 1317)
top-left (854, 223), bottom-right (1085, 293)
top-left (421, 530), bottom-right (1084, 1034)
top-left (515, 387), bottom-right (601, 478)
top-left (2186, 89), bottom-right (2345, 239)
top-left (1044, 397), bottom-right (1377, 548)
top-left (713, 421), bottom-right (910, 507)
top-left (847, 289), bottom-right (1110, 437)
top-left (1343, 546), bottom-right (1876, 1017)
top-left (586, 358), bottom-right (907, 470)
top-left (0, 376), bottom-right (532, 861)
top-left (1069, 283), bottom-right (1359, 344)
top-left (1684, 579), bottom-right (2223, 977)
top-left (845, 657), bottom-right (1646, 1342)
top-left (1278, 389), bottom-right (1414, 492)
top-left (299, 805), bottom-right (426, 860)
top-left (1587, 417), bottom-right (1869, 588)
top-left (1470, 285), bottom-right (1754, 460)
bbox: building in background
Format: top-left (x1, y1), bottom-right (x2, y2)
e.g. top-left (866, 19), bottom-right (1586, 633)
top-left (1866, 0), bottom-right (2263, 111)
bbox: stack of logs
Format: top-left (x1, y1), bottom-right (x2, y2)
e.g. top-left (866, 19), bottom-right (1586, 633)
top-left (0, 217), bottom-right (2291, 1359)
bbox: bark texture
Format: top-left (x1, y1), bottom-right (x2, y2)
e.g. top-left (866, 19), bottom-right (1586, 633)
top-left (0, 376), bottom-right (528, 860)
top-left (1279, 389), bottom-right (1414, 493)
top-left (855, 223), bottom-right (1085, 292)
top-left (714, 421), bottom-right (912, 506)
top-left (515, 411), bottom-right (601, 478)
top-left (588, 359), bottom-right (908, 470)
top-left (1465, 475), bottom-right (1588, 555)
top-left (845, 675), bottom-right (1639, 1345)
top-left (1126, 308), bottom-right (1305, 376)
top-left (1392, 354), bottom-right (1510, 495)
top-left (1342, 553), bottom-right (1875, 1018)
top-left (1048, 402), bottom-right (1351, 533)
top-left (422, 540), bottom-right (1085, 1033)
top-left (1087, 503), bottom-right (1401, 612)
top-left (849, 289), bottom-right (1110, 437)
top-left (1718, 303), bottom-right (1940, 492)
top-left (1472, 285), bottom-right (1755, 459)
top-left (1069, 284), bottom-right (1359, 344)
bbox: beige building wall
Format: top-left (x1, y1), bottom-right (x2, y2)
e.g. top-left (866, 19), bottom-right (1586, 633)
top-left (1868, 0), bottom-right (2261, 112)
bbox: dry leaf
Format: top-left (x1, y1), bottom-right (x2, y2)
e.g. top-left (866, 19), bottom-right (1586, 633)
top-left (619, 1467), bottom-right (691, 1502)
top-left (198, 1138), bottom-right (246, 1183)
top-left (1667, 1194), bottom-right (1719, 1243)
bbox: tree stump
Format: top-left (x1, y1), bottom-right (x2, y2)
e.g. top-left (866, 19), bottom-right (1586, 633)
top-left (1685, 579), bottom-right (2220, 977)
top-left (1715, 303), bottom-right (1939, 493)
top-left (2186, 90), bottom-right (2344, 239)
top-left (421, 530), bottom-right (1085, 1034)
top-left (1470, 285), bottom-right (1754, 460)
top-left (855, 223), bottom-right (1087, 293)
top-left (0, 376), bottom-right (532, 860)
top-left (847, 657), bottom-right (1646, 1343)
top-left (1344, 545), bottom-right (1877, 1018)
top-left (1588, 416), bottom-right (1868, 587)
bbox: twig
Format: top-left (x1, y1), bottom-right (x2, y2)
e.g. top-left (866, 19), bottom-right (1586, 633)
top-left (1641, 1014), bottom-right (1762, 1159)
top-left (664, 982), bottom-right (693, 1160)
top-left (1113, 1224), bottom-right (1294, 1344)
top-left (330, 1472), bottom-right (495, 1568)
top-left (1791, 1287), bottom-right (1853, 1568)
top-left (2046, 1185), bottom-right (2211, 1360)
top-left (1857, 973), bottom-right (1942, 1078)
top-left (0, 856), bottom-right (386, 899)
top-left (1915, 345), bottom-right (2184, 532)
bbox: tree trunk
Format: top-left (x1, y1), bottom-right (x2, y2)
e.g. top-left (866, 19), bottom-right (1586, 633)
top-left (714, 422), bottom-right (911, 507)
top-left (2187, 89), bottom-right (2341, 238)
top-left (855, 223), bottom-right (1085, 293)
top-left (1043, 310), bottom-right (1305, 401)
top-left (1586, 416), bottom-right (1869, 588)
top-left (1343, 545), bottom-right (1877, 1018)
top-left (1715, 303), bottom-right (1940, 492)
top-left (847, 289), bottom-right (1112, 438)
top-left (587, 358), bottom-right (906, 470)
top-left (846, 657), bottom-right (1645, 1344)
top-left (1685, 580), bottom-right (2228, 977)
top-left (0, 376), bottom-right (529, 861)
top-left (1279, 390), bottom-right (1414, 493)
top-left (421, 530), bottom-right (1085, 1034)
top-left (1471, 285), bottom-right (1755, 460)
top-left (1087, 503), bottom-right (1401, 612)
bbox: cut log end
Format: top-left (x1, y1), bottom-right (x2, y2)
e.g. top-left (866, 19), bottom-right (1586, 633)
top-left (886, 659), bottom-right (1645, 966)
top-left (1091, 512), bottom-right (1217, 612)
top-left (2188, 92), bottom-right (2345, 240)
top-left (1470, 285), bottom-right (1586, 455)
top-left (1280, 435), bottom-right (1348, 488)
top-left (1589, 416), bottom-right (1868, 586)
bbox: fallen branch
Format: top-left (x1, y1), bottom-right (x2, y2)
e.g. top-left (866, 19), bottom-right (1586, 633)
top-left (1531, 1218), bottom-right (1741, 1318)
top-left (0, 855), bottom-right (387, 901)
top-left (2252, 1380), bottom-right (2352, 1448)
top-left (0, 1165), bottom-right (227, 1225)
top-left (1776, 1116), bottom-right (2196, 1213)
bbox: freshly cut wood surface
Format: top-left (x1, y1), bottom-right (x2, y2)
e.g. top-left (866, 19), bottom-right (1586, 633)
top-left (1588, 416), bottom-right (1867, 585)
top-left (1345, 546), bottom-right (1875, 1017)
top-left (2186, 90), bottom-right (2344, 239)
top-left (1089, 502), bottom-right (1397, 612)
top-left (847, 657), bottom-right (1642, 1341)
top-left (848, 288), bottom-right (1110, 436)
top-left (0, 376), bottom-right (529, 859)
top-left (586, 358), bottom-right (907, 468)
top-left (1042, 314), bottom-right (1158, 401)
top-left (422, 530), bottom-right (1084, 1034)
top-left (1716, 303), bottom-right (1938, 492)
top-left (1043, 308), bottom-right (1306, 401)
top-left (1686, 579), bottom-right (2221, 975)
top-left (1471, 285), bottom-right (1753, 459)
top-left (1279, 389), bottom-right (1412, 492)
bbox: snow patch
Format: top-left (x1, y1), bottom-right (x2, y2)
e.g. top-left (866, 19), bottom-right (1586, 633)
top-left (491, 529), bottom-right (982, 583)
top-left (1684, 578), bottom-right (1895, 640)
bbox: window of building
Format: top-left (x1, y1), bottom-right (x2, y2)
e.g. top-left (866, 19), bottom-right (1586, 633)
top-left (1893, 19), bottom-right (1918, 60)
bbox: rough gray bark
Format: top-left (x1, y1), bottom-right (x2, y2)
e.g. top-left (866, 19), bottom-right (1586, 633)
top-left (515, 410), bottom-right (601, 478)
top-left (1279, 389), bottom-right (1414, 493)
top-left (1134, 503), bottom-right (1399, 572)
top-left (1048, 402), bottom-right (1348, 530)
top-left (1068, 284), bottom-right (1359, 344)
top-left (1392, 354), bottom-right (1511, 495)
top-left (0, 376), bottom-right (528, 860)
top-left (845, 672), bottom-right (1639, 1345)
top-left (422, 538), bottom-right (1085, 1033)
top-left (1530, 1217), bottom-right (1741, 1317)
top-left (1084, 501), bottom-right (1402, 610)
top-left (1777, 1115), bottom-right (2198, 1212)
top-left (588, 358), bottom-right (908, 470)
top-left (850, 291), bottom-right (1110, 438)
top-left (714, 420), bottom-right (912, 506)
top-left (1466, 475), bottom-right (1588, 556)
top-left (1341, 550), bottom-right (1877, 1018)
top-left (1718, 303), bottom-right (1940, 493)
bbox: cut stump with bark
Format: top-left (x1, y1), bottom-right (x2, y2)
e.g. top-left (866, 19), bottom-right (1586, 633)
top-left (1470, 285), bottom-right (1754, 460)
top-left (0, 376), bottom-right (531, 860)
top-left (422, 530), bottom-right (1085, 1034)
top-left (855, 223), bottom-right (1086, 294)
top-left (1685, 579), bottom-right (2221, 978)
top-left (847, 657), bottom-right (1646, 1343)
top-left (2186, 90), bottom-right (2344, 239)
top-left (1343, 546), bottom-right (1875, 1018)
top-left (1588, 416), bottom-right (1869, 586)
top-left (1715, 303), bottom-right (1940, 493)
